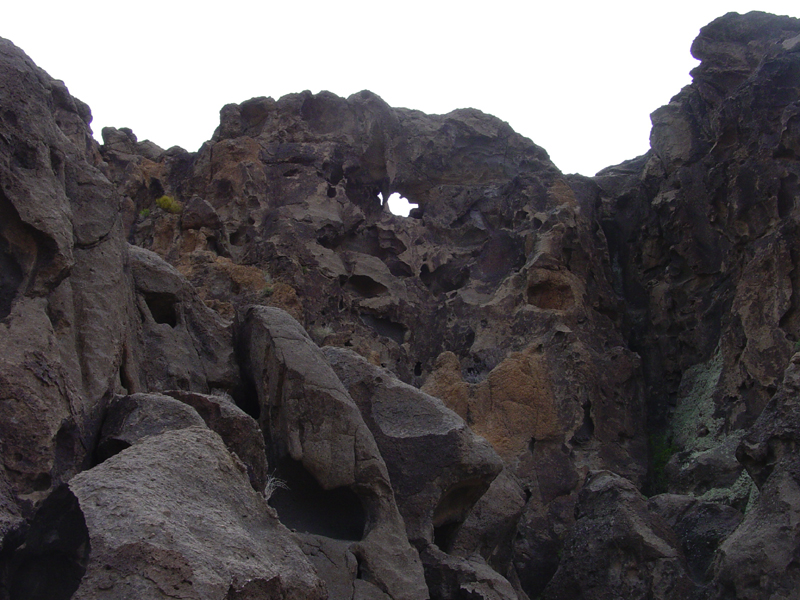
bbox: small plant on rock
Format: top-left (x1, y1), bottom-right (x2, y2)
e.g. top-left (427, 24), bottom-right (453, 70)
top-left (311, 324), bottom-right (334, 343)
top-left (139, 208), bottom-right (151, 218)
top-left (648, 433), bottom-right (677, 495)
top-left (262, 473), bottom-right (289, 501)
top-left (262, 272), bottom-right (274, 297)
top-left (155, 195), bottom-right (182, 214)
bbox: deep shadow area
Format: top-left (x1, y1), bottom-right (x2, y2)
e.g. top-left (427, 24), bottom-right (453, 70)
top-left (8, 485), bottom-right (90, 600)
top-left (269, 458), bottom-right (366, 541)
top-left (142, 291), bottom-right (178, 327)
top-left (431, 478), bottom-right (488, 553)
top-left (359, 313), bottom-right (407, 345)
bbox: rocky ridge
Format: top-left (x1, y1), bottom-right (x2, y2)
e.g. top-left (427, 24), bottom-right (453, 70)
top-left (1, 10), bottom-right (800, 600)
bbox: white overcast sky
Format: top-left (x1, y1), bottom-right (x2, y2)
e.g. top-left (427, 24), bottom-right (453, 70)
top-left (3, 1), bottom-right (800, 176)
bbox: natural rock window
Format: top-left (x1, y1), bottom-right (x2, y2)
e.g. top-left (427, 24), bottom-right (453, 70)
top-left (379, 192), bottom-right (418, 217)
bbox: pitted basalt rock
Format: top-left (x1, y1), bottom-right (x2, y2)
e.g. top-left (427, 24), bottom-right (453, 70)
top-left (3, 10), bottom-right (800, 600)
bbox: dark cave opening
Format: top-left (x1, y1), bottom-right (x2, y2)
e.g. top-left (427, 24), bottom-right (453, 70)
top-left (433, 521), bottom-right (462, 554)
top-left (431, 479), bottom-right (487, 553)
top-left (231, 374), bottom-right (261, 421)
top-left (359, 313), bottom-right (407, 345)
top-left (0, 236), bottom-right (23, 321)
top-left (7, 486), bottom-right (90, 600)
top-left (142, 292), bottom-right (178, 327)
top-left (345, 275), bottom-right (388, 298)
top-left (268, 458), bottom-right (366, 541)
top-left (526, 279), bottom-right (574, 311)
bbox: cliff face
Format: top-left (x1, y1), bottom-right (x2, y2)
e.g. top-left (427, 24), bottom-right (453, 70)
top-left (1, 10), bottom-right (800, 600)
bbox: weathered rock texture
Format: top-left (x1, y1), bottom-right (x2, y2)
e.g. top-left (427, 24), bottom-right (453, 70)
top-left (2, 9), bottom-right (800, 600)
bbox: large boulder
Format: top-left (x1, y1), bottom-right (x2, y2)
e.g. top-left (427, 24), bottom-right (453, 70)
top-left (8, 427), bottom-right (325, 600)
top-left (710, 352), bottom-right (800, 599)
top-left (165, 389), bottom-right (269, 492)
top-left (648, 493), bottom-right (743, 583)
top-left (0, 37), bottom-right (135, 512)
top-left (127, 244), bottom-right (239, 394)
top-left (95, 392), bottom-right (206, 462)
top-left (239, 306), bottom-right (428, 600)
top-left (542, 471), bottom-right (696, 600)
top-left (323, 346), bottom-right (503, 548)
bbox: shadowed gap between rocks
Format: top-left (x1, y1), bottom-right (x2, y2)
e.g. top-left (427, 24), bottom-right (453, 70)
top-left (6, 486), bottom-right (89, 600)
top-left (268, 458), bottom-right (366, 541)
top-left (432, 478), bottom-right (491, 554)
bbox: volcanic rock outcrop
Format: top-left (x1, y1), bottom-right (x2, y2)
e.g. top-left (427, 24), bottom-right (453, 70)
top-left (1, 9), bottom-right (800, 600)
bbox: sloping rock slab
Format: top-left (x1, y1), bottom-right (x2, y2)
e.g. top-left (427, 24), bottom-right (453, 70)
top-left (323, 346), bottom-right (502, 548)
top-left (68, 427), bottom-right (325, 599)
top-left (95, 392), bottom-right (205, 462)
top-left (165, 390), bottom-right (269, 491)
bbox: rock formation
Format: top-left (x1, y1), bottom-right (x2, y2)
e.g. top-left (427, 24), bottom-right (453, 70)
top-left (1, 9), bottom-right (800, 600)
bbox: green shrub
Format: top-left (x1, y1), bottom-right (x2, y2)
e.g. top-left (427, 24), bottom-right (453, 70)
top-left (155, 195), bottom-right (182, 214)
top-left (648, 433), bottom-right (677, 495)
top-left (139, 208), bottom-right (151, 218)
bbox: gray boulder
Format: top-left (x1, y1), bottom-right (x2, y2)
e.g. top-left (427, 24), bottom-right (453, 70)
top-left (323, 346), bottom-right (503, 549)
top-left (95, 392), bottom-right (205, 462)
top-left (165, 389), bottom-right (269, 491)
top-left (8, 427), bottom-right (326, 600)
top-left (240, 306), bottom-right (428, 600)
top-left (542, 471), bottom-right (696, 600)
top-left (128, 244), bottom-right (239, 394)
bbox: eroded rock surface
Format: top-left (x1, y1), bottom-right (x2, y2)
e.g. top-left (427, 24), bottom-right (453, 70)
top-left (71, 427), bottom-right (325, 600)
top-left (240, 306), bottom-right (429, 600)
top-left (2, 9), bottom-right (800, 600)
top-left (542, 471), bottom-right (695, 600)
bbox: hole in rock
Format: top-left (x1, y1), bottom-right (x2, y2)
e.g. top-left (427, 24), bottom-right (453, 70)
top-left (359, 313), bottom-right (406, 345)
top-left (229, 226), bottom-right (248, 247)
top-left (379, 192), bottom-right (418, 217)
top-left (414, 362), bottom-right (423, 377)
top-left (778, 174), bottom-right (798, 218)
top-left (49, 148), bottom-right (63, 177)
top-left (3, 109), bottom-right (18, 127)
top-left (432, 479), bottom-right (487, 553)
top-left (142, 292), bottom-right (178, 327)
top-left (526, 280), bottom-right (574, 311)
top-left (433, 521), bottom-right (462, 553)
top-left (0, 235), bottom-right (23, 320)
top-left (570, 402), bottom-right (594, 446)
top-left (94, 438), bottom-right (131, 464)
top-left (420, 262), bottom-right (470, 295)
top-left (8, 485), bottom-right (90, 600)
top-left (231, 375), bottom-right (260, 420)
top-left (148, 178), bottom-right (165, 200)
top-left (269, 458), bottom-right (366, 541)
top-left (345, 275), bottom-right (388, 298)
top-left (326, 185), bottom-right (337, 198)
top-left (12, 141), bottom-right (38, 170)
